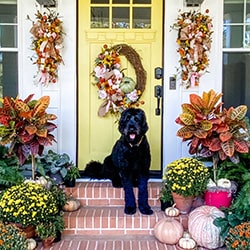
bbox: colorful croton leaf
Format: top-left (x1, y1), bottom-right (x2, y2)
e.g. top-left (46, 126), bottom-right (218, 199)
top-left (176, 89), bottom-right (250, 163)
top-left (0, 94), bottom-right (57, 168)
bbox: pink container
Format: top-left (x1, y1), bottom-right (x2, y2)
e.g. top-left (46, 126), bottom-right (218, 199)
top-left (204, 190), bottom-right (232, 208)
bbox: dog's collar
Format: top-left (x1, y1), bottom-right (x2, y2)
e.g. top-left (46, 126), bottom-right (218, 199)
top-left (129, 136), bottom-right (144, 148)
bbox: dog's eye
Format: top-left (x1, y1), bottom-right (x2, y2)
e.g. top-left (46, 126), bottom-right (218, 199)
top-left (126, 115), bottom-right (131, 121)
top-left (134, 116), bottom-right (139, 122)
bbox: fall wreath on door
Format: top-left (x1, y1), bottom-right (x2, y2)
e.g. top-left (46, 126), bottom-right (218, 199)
top-left (92, 44), bottom-right (147, 117)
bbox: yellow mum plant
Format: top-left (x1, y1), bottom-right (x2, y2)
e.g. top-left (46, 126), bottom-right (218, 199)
top-left (0, 182), bottom-right (58, 226)
top-left (163, 157), bottom-right (210, 197)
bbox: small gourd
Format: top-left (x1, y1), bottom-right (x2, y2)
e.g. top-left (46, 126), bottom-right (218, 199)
top-left (36, 176), bottom-right (52, 189)
top-left (27, 238), bottom-right (37, 250)
top-left (154, 217), bottom-right (184, 244)
top-left (217, 178), bottom-right (231, 189)
top-left (119, 76), bottom-right (136, 94)
top-left (178, 232), bottom-right (196, 249)
top-left (165, 203), bottom-right (180, 217)
top-left (62, 195), bottom-right (81, 212)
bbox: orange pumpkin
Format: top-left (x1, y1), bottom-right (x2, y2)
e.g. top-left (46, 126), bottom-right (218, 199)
top-left (62, 196), bottom-right (81, 212)
top-left (154, 218), bottom-right (184, 244)
top-left (188, 205), bottom-right (225, 249)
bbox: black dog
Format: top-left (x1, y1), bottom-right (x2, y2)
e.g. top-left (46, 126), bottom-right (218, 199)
top-left (83, 108), bottom-right (153, 215)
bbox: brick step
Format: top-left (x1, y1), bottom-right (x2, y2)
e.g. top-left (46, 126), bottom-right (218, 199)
top-left (36, 235), bottom-right (227, 250)
top-left (65, 180), bottom-right (162, 207)
top-left (36, 235), bottom-right (179, 250)
top-left (62, 206), bottom-right (189, 236)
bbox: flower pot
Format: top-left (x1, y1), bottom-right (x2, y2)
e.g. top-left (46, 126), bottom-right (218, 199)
top-left (172, 192), bottom-right (194, 214)
top-left (204, 190), bottom-right (232, 208)
top-left (42, 237), bottom-right (54, 248)
top-left (12, 223), bottom-right (36, 239)
top-left (53, 231), bottom-right (62, 243)
top-left (64, 178), bottom-right (76, 187)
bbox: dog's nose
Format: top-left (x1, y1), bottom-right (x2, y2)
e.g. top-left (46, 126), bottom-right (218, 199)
top-left (128, 125), bottom-right (136, 131)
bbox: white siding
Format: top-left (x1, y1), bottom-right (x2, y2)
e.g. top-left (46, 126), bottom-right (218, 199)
top-left (18, 0), bottom-right (77, 162)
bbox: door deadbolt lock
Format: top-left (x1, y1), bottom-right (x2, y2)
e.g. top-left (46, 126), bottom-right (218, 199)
top-left (154, 67), bottom-right (163, 80)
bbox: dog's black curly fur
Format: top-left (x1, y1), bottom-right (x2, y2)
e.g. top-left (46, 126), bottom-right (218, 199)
top-left (83, 108), bottom-right (153, 215)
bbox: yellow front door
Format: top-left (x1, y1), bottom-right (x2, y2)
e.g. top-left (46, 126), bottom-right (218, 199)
top-left (78, 0), bottom-right (163, 172)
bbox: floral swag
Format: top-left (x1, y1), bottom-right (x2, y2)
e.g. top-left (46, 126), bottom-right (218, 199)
top-left (29, 9), bottom-right (64, 86)
top-left (172, 9), bottom-right (213, 88)
top-left (92, 44), bottom-right (146, 117)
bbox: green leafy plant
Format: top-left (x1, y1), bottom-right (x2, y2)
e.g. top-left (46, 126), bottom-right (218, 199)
top-left (64, 164), bottom-right (80, 181)
top-left (0, 182), bottom-right (58, 226)
top-left (159, 182), bottom-right (173, 204)
top-left (36, 220), bottom-right (57, 240)
top-left (224, 221), bottom-right (250, 250)
top-left (0, 145), bottom-right (24, 189)
top-left (163, 157), bottom-right (210, 197)
top-left (216, 152), bottom-right (250, 190)
top-left (38, 150), bottom-right (72, 183)
top-left (0, 94), bottom-right (57, 179)
top-left (53, 213), bottom-right (65, 233)
top-left (214, 173), bottom-right (250, 239)
top-left (0, 221), bottom-right (28, 250)
top-left (49, 182), bottom-right (67, 209)
top-left (36, 213), bottom-right (64, 240)
top-left (175, 89), bottom-right (250, 183)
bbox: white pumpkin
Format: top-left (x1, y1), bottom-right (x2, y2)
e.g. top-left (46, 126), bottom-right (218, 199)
top-left (154, 218), bottom-right (184, 244)
top-left (188, 205), bottom-right (225, 249)
top-left (165, 203), bottom-right (180, 217)
top-left (217, 178), bottom-right (231, 189)
top-left (178, 232), bottom-right (196, 249)
top-left (27, 238), bottom-right (37, 250)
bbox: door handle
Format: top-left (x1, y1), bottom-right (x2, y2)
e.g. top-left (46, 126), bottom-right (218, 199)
top-left (154, 85), bottom-right (163, 116)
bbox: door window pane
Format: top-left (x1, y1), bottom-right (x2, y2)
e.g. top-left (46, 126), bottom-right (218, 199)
top-left (0, 3), bottom-right (17, 48)
top-left (133, 0), bottom-right (151, 3)
top-left (223, 1), bottom-right (250, 119)
top-left (112, 7), bottom-right (129, 28)
top-left (0, 52), bottom-right (18, 99)
top-left (91, 0), bottom-right (109, 3)
top-left (223, 25), bottom-right (243, 48)
top-left (91, 7), bottom-right (109, 28)
top-left (224, 0), bottom-right (244, 23)
top-left (223, 52), bottom-right (250, 118)
top-left (133, 7), bottom-right (151, 28)
top-left (112, 0), bottom-right (129, 3)
top-left (0, 1), bottom-right (17, 100)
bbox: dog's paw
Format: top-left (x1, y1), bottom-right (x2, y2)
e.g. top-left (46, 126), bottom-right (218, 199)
top-left (139, 206), bottom-right (153, 215)
top-left (124, 206), bottom-right (136, 215)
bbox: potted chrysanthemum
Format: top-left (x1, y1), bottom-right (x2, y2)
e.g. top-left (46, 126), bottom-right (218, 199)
top-left (225, 221), bottom-right (250, 250)
top-left (0, 222), bottom-right (28, 250)
top-left (163, 157), bottom-right (210, 214)
top-left (0, 182), bottom-right (58, 229)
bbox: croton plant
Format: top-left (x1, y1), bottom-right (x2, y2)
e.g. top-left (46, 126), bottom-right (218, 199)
top-left (0, 94), bottom-right (57, 179)
top-left (175, 89), bottom-right (250, 182)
